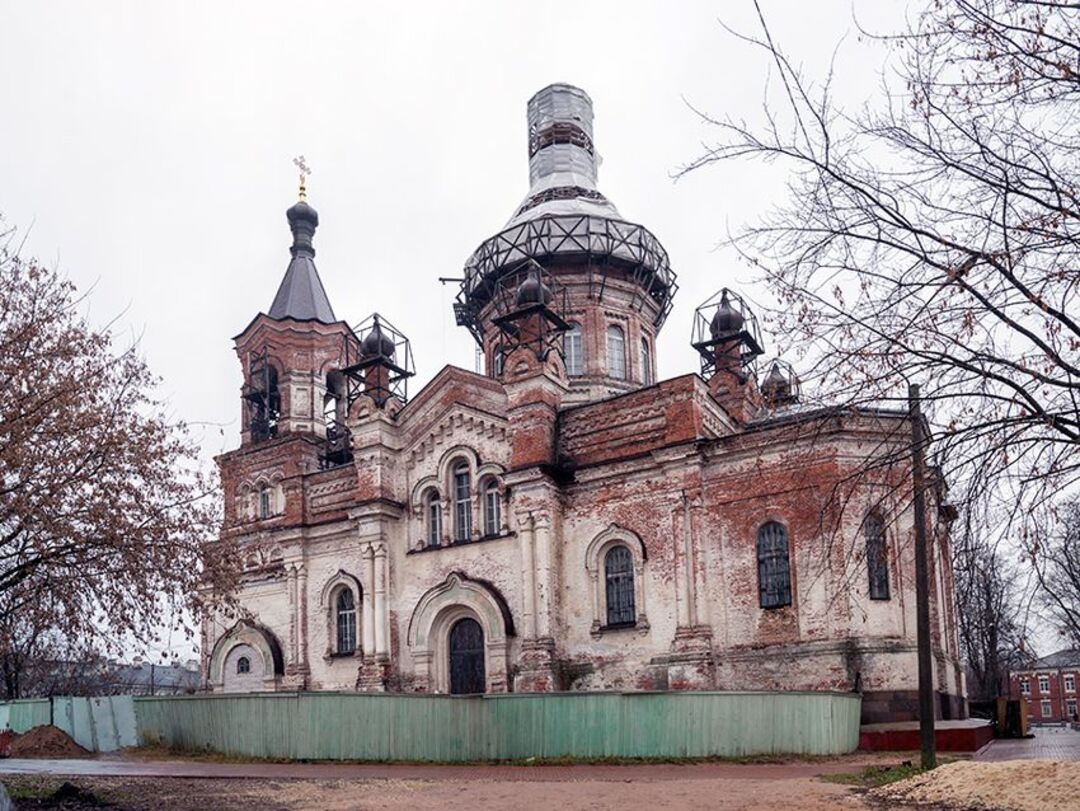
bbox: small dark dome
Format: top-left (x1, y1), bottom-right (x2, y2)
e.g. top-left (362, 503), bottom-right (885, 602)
top-left (709, 291), bottom-right (744, 338)
top-left (761, 362), bottom-right (793, 402)
top-left (361, 322), bottom-right (395, 359)
top-left (515, 269), bottom-right (553, 307)
top-left (286, 200), bottom-right (319, 227)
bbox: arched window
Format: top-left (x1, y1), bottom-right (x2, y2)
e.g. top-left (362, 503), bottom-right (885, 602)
top-left (641, 337), bottom-right (652, 384)
top-left (336, 589), bottom-right (357, 654)
top-left (426, 490), bottom-right (442, 548)
top-left (258, 485), bottom-right (272, 519)
top-left (604, 545), bottom-right (636, 626)
top-left (236, 656), bottom-right (251, 674)
top-left (483, 479), bottom-right (501, 537)
top-left (607, 325), bottom-right (626, 380)
top-left (757, 522), bottom-right (792, 608)
top-left (564, 323), bottom-right (583, 376)
top-left (865, 513), bottom-right (890, 600)
top-left (453, 462), bottom-right (473, 542)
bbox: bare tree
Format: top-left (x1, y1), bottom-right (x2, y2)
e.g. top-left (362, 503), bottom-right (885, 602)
top-left (951, 521), bottom-right (1028, 699)
top-left (680, 0), bottom-right (1079, 530)
top-left (1032, 499), bottom-right (1080, 648)
top-left (0, 223), bottom-right (237, 680)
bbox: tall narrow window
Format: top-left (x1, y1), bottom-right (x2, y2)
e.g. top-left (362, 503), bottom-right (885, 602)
top-left (493, 344), bottom-right (505, 377)
top-left (641, 337), bottom-right (652, 384)
top-left (453, 463), bottom-right (472, 542)
top-left (258, 486), bottom-right (272, 519)
top-left (604, 545), bottom-right (636, 626)
top-left (426, 490), bottom-right (442, 547)
top-left (865, 513), bottom-right (890, 600)
top-left (757, 522), bottom-right (792, 608)
top-left (483, 479), bottom-right (500, 537)
top-left (336, 589), bottom-right (357, 654)
top-left (564, 323), bottom-right (583, 376)
top-left (607, 325), bottom-right (626, 380)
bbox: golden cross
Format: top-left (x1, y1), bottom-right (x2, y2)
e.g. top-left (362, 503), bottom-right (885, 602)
top-left (293, 155), bottom-right (311, 201)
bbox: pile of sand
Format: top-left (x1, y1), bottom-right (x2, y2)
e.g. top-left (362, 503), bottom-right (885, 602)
top-left (7, 725), bottom-right (89, 758)
top-left (872, 760), bottom-right (1080, 811)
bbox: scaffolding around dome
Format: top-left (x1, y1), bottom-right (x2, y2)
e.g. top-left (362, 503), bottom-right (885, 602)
top-left (341, 313), bottom-right (415, 408)
top-left (487, 259), bottom-right (570, 364)
top-left (453, 214), bottom-right (677, 345)
top-left (692, 287), bottom-right (764, 378)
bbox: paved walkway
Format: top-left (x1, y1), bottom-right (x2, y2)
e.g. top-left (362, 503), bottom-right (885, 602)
top-left (977, 724), bottom-right (1080, 761)
top-left (0, 756), bottom-right (870, 782)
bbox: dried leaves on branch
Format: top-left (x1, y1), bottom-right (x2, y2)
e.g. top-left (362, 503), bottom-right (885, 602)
top-left (682, 0), bottom-right (1080, 523)
top-left (0, 227), bottom-right (236, 672)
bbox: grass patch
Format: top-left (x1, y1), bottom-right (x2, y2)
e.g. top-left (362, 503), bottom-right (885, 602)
top-left (821, 761), bottom-right (928, 788)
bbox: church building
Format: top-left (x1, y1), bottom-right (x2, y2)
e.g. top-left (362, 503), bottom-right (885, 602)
top-left (202, 84), bottom-right (966, 723)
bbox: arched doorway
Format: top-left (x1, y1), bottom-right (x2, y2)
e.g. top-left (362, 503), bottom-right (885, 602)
top-left (448, 617), bottom-right (485, 694)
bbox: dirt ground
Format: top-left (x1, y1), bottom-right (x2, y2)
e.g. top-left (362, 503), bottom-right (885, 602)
top-left (2, 771), bottom-right (875, 810)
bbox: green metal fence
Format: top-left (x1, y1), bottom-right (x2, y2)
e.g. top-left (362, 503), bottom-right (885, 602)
top-left (0, 696), bottom-right (136, 752)
top-left (133, 691), bottom-right (862, 761)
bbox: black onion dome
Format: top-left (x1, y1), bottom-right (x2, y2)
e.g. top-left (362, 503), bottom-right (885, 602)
top-left (286, 200), bottom-right (319, 227)
top-left (515, 269), bottom-right (554, 307)
top-left (709, 291), bottom-right (744, 338)
top-left (361, 321), bottom-right (396, 359)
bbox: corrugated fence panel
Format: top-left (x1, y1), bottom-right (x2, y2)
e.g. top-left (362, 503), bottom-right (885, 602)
top-left (0, 697), bottom-right (136, 752)
top-left (133, 691), bottom-right (860, 762)
top-left (3, 699), bottom-right (50, 732)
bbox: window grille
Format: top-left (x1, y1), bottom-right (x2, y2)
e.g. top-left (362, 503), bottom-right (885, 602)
top-left (607, 325), bottom-right (625, 380)
top-left (564, 323), bottom-right (583, 376)
top-left (483, 480), bottom-right (500, 537)
top-left (236, 656), bottom-right (250, 674)
top-left (426, 492), bottom-right (442, 547)
top-left (336, 589), bottom-right (357, 654)
top-left (865, 513), bottom-right (890, 600)
top-left (604, 545), bottom-right (636, 626)
top-left (757, 522), bottom-right (792, 608)
top-left (454, 464), bottom-right (473, 542)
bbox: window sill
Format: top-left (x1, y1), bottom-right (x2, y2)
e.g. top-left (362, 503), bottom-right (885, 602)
top-left (325, 651), bottom-right (360, 661)
top-left (408, 531), bottom-right (515, 555)
top-left (591, 618), bottom-right (649, 638)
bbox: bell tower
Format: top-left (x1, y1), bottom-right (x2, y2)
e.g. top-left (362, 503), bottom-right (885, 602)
top-left (234, 185), bottom-right (357, 447)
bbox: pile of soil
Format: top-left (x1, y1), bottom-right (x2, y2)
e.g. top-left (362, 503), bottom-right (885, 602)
top-left (7, 726), bottom-right (88, 759)
top-left (871, 760), bottom-right (1080, 811)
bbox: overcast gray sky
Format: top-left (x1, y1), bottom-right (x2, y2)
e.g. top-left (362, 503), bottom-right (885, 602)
top-left (2, 0), bottom-right (909, 467)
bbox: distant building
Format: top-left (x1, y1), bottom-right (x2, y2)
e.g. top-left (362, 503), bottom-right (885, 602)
top-left (1009, 650), bottom-right (1080, 723)
top-left (202, 83), bottom-right (967, 724)
top-left (14, 659), bottom-right (199, 698)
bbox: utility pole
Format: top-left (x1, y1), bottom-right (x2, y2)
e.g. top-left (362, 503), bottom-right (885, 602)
top-left (909, 384), bottom-right (937, 770)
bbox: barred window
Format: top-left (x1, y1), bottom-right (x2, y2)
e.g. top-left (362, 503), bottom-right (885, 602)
top-left (236, 656), bottom-right (250, 674)
top-left (564, 323), bottom-right (583, 376)
top-left (336, 589), bottom-right (357, 654)
top-left (258, 486), bottom-right (272, 519)
top-left (426, 490), bottom-right (442, 547)
top-left (483, 479), bottom-right (500, 537)
top-left (607, 325), bottom-right (626, 380)
top-left (453, 463), bottom-right (472, 542)
top-left (604, 545), bottom-right (636, 626)
top-left (757, 522), bottom-right (792, 608)
top-left (865, 513), bottom-right (890, 600)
